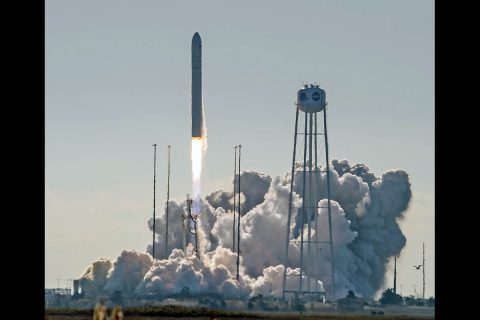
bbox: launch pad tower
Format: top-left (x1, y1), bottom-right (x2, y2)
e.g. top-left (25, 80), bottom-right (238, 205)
top-left (282, 84), bottom-right (335, 301)
top-left (183, 194), bottom-right (200, 258)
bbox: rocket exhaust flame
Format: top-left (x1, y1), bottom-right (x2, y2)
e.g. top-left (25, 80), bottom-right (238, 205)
top-left (191, 136), bottom-right (206, 260)
top-left (191, 137), bottom-right (206, 214)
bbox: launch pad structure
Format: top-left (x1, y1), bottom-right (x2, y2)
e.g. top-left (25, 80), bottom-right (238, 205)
top-left (282, 84), bottom-right (335, 301)
top-left (152, 144), bottom-right (157, 259)
top-left (183, 194), bottom-right (200, 258)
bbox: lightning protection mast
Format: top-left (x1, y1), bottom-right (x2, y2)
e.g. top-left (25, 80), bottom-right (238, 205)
top-left (165, 145), bottom-right (171, 257)
top-left (152, 143), bottom-right (157, 259)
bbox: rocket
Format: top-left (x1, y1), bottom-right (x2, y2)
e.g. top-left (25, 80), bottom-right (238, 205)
top-left (191, 32), bottom-right (204, 138)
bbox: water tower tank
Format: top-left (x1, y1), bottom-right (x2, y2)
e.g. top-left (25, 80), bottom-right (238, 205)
top-left (297, 85), bottom-right (327, 113)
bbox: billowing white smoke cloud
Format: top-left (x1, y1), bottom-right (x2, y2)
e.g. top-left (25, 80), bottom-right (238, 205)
top-left (206, 171), bottom-right (272, 214)
top-left (103, 250), bottom-right (153, 297)
top-left (248, 265), bottom-right (325, 297)
top-left (146, 200), bottom-right (187, 259)
top-left (135, 247), bottom-right (251, 299)
top-left (80, 159), bottom-right (411, 300)
top-left (80, 258), bottom-right (113, 296)
top-left (81, 258), bottom-right (113, 288)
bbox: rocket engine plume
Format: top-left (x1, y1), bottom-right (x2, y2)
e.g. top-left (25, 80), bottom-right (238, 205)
top-left (192, 137), bottom-right (206, 213)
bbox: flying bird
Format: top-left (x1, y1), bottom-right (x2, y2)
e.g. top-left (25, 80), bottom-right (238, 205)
top-left (414, 265), bottom-right (422, 269)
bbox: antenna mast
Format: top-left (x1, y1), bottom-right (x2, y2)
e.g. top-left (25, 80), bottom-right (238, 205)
top-left (393, 257), bottom-right (397, 295)
top-left (152, 144), bottom-right (157, 259)
top-left (165, 145), bottom-right (171, 257)
top-left (233, 146), bottom-right (237, 252)
top-left (236, 144), bottom-right (242, 282)
top-left (422, 242), bottom-right (425, 299)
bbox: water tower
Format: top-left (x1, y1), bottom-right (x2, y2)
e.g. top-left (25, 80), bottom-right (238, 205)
top-left (282, 84), bottom-right (335, 301)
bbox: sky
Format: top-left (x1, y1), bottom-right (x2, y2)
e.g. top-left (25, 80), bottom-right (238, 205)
top-left (45, 0), bottom-right (434, 298)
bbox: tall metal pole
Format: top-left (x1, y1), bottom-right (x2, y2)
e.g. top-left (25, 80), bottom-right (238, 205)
top-left (193, 212), bottom-right (199, 259)
top-left (393, 257), bottom-right (397, 295)
top-left (314, 114), bottom-right (318, 169)
top-left (152, 144), bottom-right (157, 259)
top-left (282, 107), bottom-right (300, 300)
top-left (165, 145), bottom-right (171, 257)
top-left (236, 145), bottom-right (242, 282)
top-left (183, 195), bottom-right (189, 253)
top-left (307, 112), bottom-right (313, 292)
top-left (313, 113), bottom-right (319, 292)
top-left (323, 108), bottom-right (335, 299)
top-left (422, 242), bottom-right (425, 299)
top-left (299, 112), bottom-right (309, 293)
top-left (364, 244), bottom-right (367, 299)
top-left (233, 146), bottom-right (237, 252)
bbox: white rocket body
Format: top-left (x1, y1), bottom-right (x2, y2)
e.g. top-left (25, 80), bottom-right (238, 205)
top-left (191, 32), bottom-right (203, 138)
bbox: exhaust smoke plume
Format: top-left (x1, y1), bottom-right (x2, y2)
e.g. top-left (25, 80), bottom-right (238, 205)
top-left (191, 136), bottom-right (207, 214)
top-left (80, 159), bottom-right (411, 300)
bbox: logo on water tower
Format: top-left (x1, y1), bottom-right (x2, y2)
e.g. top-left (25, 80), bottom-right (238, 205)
top-left (312, 92), bottom-right (320, 101)
top-left (300, 92), bottom-right (307, 101)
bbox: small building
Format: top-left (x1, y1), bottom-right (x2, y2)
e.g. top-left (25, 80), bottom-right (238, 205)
top-left (337, 290), bottom-right (364, 312)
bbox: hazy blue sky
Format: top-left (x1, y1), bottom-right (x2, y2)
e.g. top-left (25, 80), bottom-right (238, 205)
top-left (46, 0), bottom-right (434, 297)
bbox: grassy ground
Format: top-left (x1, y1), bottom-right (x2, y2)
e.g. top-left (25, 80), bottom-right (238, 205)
top-left (45, 316), bottom-right (434, 320)
top-left (45, 306), bottom-right (434, 320)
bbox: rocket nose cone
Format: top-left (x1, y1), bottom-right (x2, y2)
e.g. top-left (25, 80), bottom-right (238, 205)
top-left (192, 32), bottom-right (201, 44)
